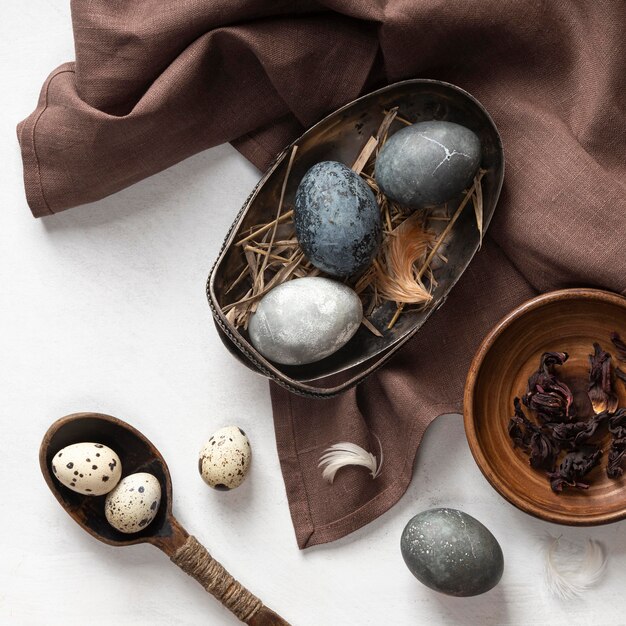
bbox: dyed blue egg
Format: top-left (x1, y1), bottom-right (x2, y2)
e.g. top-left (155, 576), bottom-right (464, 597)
top-left (375, 121), bottom-right (481, 208)
top-left (401, 508), bottom-right (504, 597)
top-left (294, 161), bottom-right (381, 277)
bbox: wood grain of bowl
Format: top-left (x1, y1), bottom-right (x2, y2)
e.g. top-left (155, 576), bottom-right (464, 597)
top-left (464, 288), bottom-right (626, 525)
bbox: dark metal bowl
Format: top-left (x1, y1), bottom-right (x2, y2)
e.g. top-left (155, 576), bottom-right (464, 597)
top-left (207, 79), bottom-right (504, 397)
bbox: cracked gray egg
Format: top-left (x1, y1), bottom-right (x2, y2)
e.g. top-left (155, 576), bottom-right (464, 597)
top-left (400, 508), bottom-right (504, 597)
top-left (51, 442), bottom-right (122, 496)
top-left (199, 426), bottom-right (251, 490)
top-left (375, 121), bottom-right (481, 208)
top-left (104, 472), bottom-right (161, 534)
top-left (248, 276), bottom-right (363, 365)
top-left (294, 160), bottom-right (381, 277)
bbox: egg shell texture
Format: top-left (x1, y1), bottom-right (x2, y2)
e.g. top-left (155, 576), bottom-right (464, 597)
top-left (104, 472), bottom-right (161, 534)
top-left (247, 277), bottom-right (363, 365)
top-left (375, 121), bottom-right (481, 208)
top-left (401, 508), bottom-right (504, 597)
top-left (294, 161), bottom-right (381, 277)
top-left (199, 426), bottom-right (251, 490)
top-left (51, 442), bottom-right (122, 496)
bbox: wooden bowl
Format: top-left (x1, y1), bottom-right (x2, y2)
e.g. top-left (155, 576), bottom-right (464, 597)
top-left (464, 288), bottom-right (626, 525)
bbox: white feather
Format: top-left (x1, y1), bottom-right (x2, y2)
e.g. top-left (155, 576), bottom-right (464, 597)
top-left (318, 435), bottom-right (383, 484)
top-left (542, 534), bottom-right (607, 600)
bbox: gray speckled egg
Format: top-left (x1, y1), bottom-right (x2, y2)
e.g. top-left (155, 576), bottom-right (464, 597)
top-left (199, 426), bottom-right (251, 490)
top-left (375, 121), bottom-right (481, 208)
top-left (401, 508), bottom-right (503, 597)
top-left (51, 442), bottom-right (122, 496)
top-left (294, 161), bottom-right (381, 277)
top-left (248, 277), bottom-right (363, 365)
top-left (105, 472), bottom-right (161, 533)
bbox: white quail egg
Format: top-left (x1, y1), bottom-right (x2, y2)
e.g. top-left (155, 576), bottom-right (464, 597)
top-left (51, 442), bottom-right (121, 496)
top-left (199, 426), bottom-right (251, 490)
top-left (104, 472), bottom-right (161, 534)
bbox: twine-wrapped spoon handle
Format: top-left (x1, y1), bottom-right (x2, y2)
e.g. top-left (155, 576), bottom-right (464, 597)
top-left (167, 533), bottom-right (290, 625)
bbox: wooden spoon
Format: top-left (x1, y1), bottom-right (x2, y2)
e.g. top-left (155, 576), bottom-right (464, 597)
top-left (39, 412), bottom-right (290, 625)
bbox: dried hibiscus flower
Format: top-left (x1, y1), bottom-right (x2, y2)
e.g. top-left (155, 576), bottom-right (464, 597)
top-left (546, 411), bottom-right (609, 447)
top-left (548, 445), bottom-right (602, 493)
top-left (610, 331), bottom-right (626, 362)
top-left (588, 343), bottom-right (618, 414)
top-left (507, 342), bottom-right (626, 492)
top-left (523, 351), bottom-right (575, 422)
top-left (607, 438), bottom-right (626, 479)
top-left (507, 397), bottom-right (534, 448)
top-left (508, 398), bottom-right (558, 470)
top-left (608, 408), bottom-right (626, 439)
top-left (529, 430), bottom-right (559, 471)
top-left (606, 409), bottom-right (626, 478)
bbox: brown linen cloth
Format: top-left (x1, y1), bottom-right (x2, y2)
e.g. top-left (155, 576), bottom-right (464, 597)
top-left (19, 1), bottom-right (626, 548)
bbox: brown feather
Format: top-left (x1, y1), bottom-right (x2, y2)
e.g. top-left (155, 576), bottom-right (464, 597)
top-left (374, 213), bottom-right (436, 305)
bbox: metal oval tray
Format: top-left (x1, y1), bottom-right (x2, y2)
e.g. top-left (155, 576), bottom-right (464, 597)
top-left (207, 79), bottom-right (504, 397)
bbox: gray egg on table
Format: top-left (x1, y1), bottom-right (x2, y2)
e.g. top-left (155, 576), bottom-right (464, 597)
top-left (375, 121), bottom-right (481, 209)
top-left (294, 160), bottom-right (381, 277)
top-left (51, 442), bottom-right (122, 496)
top-left (248, 276), bottom-right (363, 366)
top-left (400, 508), bottom-right (504, 597)
top-left (199, 426), bottom-right (251, 491)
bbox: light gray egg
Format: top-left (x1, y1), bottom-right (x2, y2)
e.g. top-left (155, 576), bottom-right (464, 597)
top-left (104, 472), bottom-right (161, 534)
top-left (375, 121), bottom-right (481, 208)
top-left (401, 508), bottom-right (504, 597)
top-left (199, 426), bottom-right (251, 490)
top-left (294, 161), bottom-right (381, 277)
top-left (248, 277), bottom-right (363, 365)
top-left (51, 442), bottom-right (122, 496)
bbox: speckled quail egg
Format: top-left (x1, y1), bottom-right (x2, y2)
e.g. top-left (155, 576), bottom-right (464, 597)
top-left (51, 442), bottom-right (122, 496)
top-left (199, 426), bottom-right (251, 490)
top-left (104, 472), bottom-right (162, 534)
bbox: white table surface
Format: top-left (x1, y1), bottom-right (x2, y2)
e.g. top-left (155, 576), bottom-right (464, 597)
top-left (3, 4), bottom-right (626, 624)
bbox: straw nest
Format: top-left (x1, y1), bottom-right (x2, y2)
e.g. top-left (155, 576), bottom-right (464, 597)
top-left (222, 108), bottom-right (485, 336)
